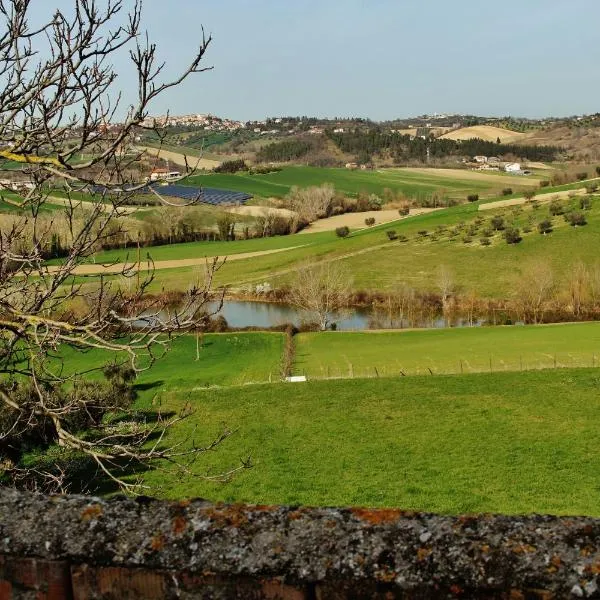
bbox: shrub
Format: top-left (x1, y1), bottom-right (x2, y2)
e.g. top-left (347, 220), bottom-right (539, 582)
top-left (579, 195), bottom-right (593, 210)
top-left (538, 219), bottom-right (553, 235)
top-left (530, 200), bottom-right (540, 210)
top-left (398, 205), bottom-right (410, 216)
top-left (490, 216), bottom-right (505, 230)
top-left (549, 200), bottom-right (564, 216)
top-left (365, 217), bottom-right (376, 227)
top-left (398, 234), bottom-right (408, 243)
top-left (335, 226), bottom-right (350, 238)
top-left (386, 230), bottom-right (398, 241)
top-left (417, 230), bottom-right (428, 238)
top-left (565, 212), bottom-right (587, 227)
top-left (523, 189), bottom-right (536, 201)
top-left (585, 182), bottom-right (598, 194)
top-left (539, 180), bottom-right (550, 188)
top-left (462, 236), bottom-right (472, 244)
top-left (576, 171), bottom-right (588, 181)
top-left (502, 188), bottom-right (513, 196)
top-left (504, 227), bottom-right (522, 244)
top-left (467, 194), bottom-right (479, 203)
top-left (481, 228), bottom-right (493, 238)
top-left (480, 237), bottom-right (491, 246)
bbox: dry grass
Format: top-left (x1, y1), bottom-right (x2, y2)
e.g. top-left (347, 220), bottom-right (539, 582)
top-left (440, 126), bottom-right (528, 144)
top-left (398, 167), bottom-right (540, 186)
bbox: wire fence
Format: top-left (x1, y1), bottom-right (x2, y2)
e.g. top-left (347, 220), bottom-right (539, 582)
top-left (290, 353), bottom-right (600, 381)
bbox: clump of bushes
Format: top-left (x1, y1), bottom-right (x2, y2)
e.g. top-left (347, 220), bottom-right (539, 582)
top-left (398, 205), bottom-right (410, 216)
top-left (386, 230), bottom-right (398, 241)
top-left (490, 216), bottom-right (505, 231)
top-left (580, 196), bottom-right (593, 210)
top-left (504, 227), bottom-right (522, 244)
top-left (576, 171), bottom-right (588, 181)
top-left (523, 189), bottom-right (536, 201)
top-left (467, 194), bottom-right (479, 203)
top-left (549, 200), bottom-right (565, 216)
top-left (365, 217), bottom-right (376, 227)
top-left (213, 159), bottom-right (248, 174)
top-left (564, 212), bottom-right (587, 227)
top-left (480, 237), bottom-right (491, 246)
top-left (502, 188), bottom-right (513, 196)
top-left (538, 219), bottom-right (553, 235)
top-left (539, 180), bottom-right (550, 188)
top-left (462, 235), bottom-right (473, 244)
top-left (335, 226), bottom-right (350, 238)
top-left (584, 182), bottom-right (598, 194)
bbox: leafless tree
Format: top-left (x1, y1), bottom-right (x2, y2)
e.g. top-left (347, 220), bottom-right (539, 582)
top-left (436, 265), bottom-right (455, 312)
top-left (0, 1), bottom-right (246, 494)
top-left (285, 184), bottom-right (335, 223)
top-left (288, 262), bottom-right (352, 331)
top-left (514, 259), bottom-right (555, 324)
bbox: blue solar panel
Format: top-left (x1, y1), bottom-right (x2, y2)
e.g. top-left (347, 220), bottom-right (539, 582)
top-left (91, 184), bottom-right (253, 206)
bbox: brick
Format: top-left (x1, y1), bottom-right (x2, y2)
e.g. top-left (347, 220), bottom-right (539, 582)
top-left (0, 556), bottom-right (72, 600)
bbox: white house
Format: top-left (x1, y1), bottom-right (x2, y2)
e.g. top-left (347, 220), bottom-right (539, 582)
top-left (473, 156), bottom-right (488, 163)
top-left (505, 163), bottom-right (521, 173)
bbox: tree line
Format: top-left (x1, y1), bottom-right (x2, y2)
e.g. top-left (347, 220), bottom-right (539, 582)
top-left (325, 128), bottom-right (563, 163)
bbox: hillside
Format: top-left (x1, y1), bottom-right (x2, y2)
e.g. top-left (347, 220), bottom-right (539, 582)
top-left (440, 125), bottom-right (528, 144)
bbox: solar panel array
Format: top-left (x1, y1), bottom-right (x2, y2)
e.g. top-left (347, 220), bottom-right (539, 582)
top-left (91, 184), bottom-right (252, 206)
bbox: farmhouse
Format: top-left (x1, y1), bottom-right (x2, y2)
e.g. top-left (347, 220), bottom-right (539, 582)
top-left (505, 162), bottom-right (521, 173)
top-left (473, 155), bottom-right (488, 163)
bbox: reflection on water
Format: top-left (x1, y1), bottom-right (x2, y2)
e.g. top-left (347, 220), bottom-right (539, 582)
top-left (208, 300), bottom-right (485, 331)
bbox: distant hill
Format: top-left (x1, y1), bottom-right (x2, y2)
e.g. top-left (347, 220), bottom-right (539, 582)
top-left (440, 126), bottom-right (527, 144)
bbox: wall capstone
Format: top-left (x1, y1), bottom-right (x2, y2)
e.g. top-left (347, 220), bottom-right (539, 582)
top-left (0, 489), bottom-right (599, 598)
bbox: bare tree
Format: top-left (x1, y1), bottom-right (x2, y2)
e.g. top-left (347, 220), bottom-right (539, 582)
top-left (514, 260), bottom-right (555, 324)
top-left (285, 184), bottom-right (335, 224)
top-left (436, 265), bottom-right (455, 312)
top-left (0, 1), bottom-right (247, 494)
top-left (288, 262), bottom-right (352, 331)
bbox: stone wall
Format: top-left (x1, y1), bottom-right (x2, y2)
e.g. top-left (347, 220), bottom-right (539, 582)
top-left (0, 489), bottom-right (599, 599)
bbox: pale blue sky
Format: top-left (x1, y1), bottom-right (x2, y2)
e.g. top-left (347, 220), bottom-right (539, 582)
top-left (53, 1), bottom-right (600, 120)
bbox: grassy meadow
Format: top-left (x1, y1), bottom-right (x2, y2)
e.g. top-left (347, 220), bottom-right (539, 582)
top-left (294, 323), bottom-right (600, 378)
top-left (133, 369), bottom-right (600, 515)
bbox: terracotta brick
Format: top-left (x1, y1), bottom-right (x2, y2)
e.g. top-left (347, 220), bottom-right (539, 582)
top-left (71, 565), bottom-right (166, 600)
top-left (0, 556), bottom-right (72, 600)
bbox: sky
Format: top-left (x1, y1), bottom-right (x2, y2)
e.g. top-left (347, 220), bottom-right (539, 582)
top-left (51, 0), bottom-right (600, 121)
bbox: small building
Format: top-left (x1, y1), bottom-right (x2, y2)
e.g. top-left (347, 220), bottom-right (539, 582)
top-left (474, 156), bottom-right (488, 163)
top-left (333, 128), bottom-right (345, 134)
top-left (505, 163), bottom-right (521, 173)
top-left (345, 162), bottom-right (358, 170)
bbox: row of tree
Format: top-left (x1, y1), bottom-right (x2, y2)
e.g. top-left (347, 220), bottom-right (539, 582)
top-left (325, 128), bottom-right (563, 163)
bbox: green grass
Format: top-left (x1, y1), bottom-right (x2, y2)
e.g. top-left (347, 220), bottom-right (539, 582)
top-left (60, 332), bottom-right (284, 395)
top-left (294, 323), bottom-right (600, 378)
top-left (135, 369), bottom-right (600, 515)
top-left (184, 166), bottom-right (521, 200)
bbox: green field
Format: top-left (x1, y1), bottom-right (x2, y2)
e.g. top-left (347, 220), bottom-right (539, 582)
top-left (135, 370), bottom-right (600, 515)
top-left (62, 332), bottom-right (284, 390)
top-left (45, 326), bottom-right (600, 514)
top-left (185, 166), bottom-right (529, 200)
top-left (294, 324), bottom-right (600, 378)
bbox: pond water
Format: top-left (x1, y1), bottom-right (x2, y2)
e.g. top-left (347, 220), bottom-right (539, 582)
top-left (209, 300), bottom-right (484, 331)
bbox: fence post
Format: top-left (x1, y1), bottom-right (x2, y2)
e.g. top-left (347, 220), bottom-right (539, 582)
top-left (374, 367), bottom-right (379, 378)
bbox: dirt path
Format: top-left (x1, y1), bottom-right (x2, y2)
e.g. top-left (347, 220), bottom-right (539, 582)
top-left (54, 245), bottom-right (306, 276)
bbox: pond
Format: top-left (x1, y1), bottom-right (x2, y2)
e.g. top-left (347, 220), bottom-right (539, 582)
top-left (209, 300), bottom-right (485, 331)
